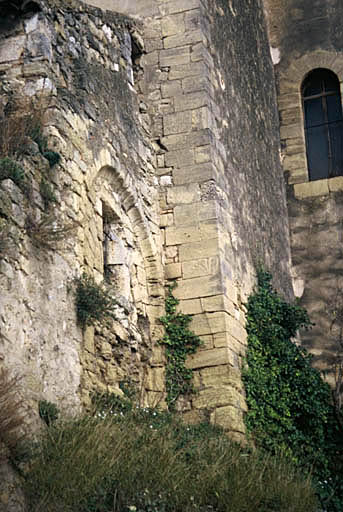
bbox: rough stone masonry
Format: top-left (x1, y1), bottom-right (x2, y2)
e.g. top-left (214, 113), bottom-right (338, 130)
top-left (0, 0), bottom-right (294, 449)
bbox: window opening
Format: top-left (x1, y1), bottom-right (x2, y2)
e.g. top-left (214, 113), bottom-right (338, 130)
top-left (101, 202), bottom-right (131, 302)
top-left (302, 68), bottom-right (343, 181)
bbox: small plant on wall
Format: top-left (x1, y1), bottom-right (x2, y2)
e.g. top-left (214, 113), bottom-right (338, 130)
top-left (159, 282), bottom-right (202, 410)
top-left (74, 273), bottom-right (117, 328)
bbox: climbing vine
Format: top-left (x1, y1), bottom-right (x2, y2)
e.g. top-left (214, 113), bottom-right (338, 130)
top-left (243, 268), bottom-right (343, 511)
top-left (159, 282), bottom-right (202, 410)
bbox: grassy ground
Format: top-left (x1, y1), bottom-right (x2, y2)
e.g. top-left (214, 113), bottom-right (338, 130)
top-left (20, 403), bottom-right (318, 512)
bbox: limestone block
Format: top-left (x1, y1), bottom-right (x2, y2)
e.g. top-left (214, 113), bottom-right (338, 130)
top-left (195, 145), bottom-right (211, 163)
top-left (174, 273), bottom-right (222, 300)
top-left (280, 123), bottom-right (303, 139)
top-left (199, 334), bottom-right (214, 350)
top-left (150, 344), bottom-right (166, 366)
top-left (161, 14), bottom-right (185, 37)
top-left (173, 162), bottom-right (215, 185)
top-left (165, 262), bottom-right (182, 279)
top-left (165, 148), bottom-right (195, 168)
top-left (186, 347), bottom-right (230, 369)
top-left (167, 183), bottom-right (200, 205)
top-left (166, 219), bottom-right (218, 245)
top-left (182, 258), bottom-right (215, 279)
top-left (211, 406), bottom-right (246, 433)
top-left (328, 176), bottom-right (343, 192)
top-left (213, 332), bottom-right (229, 348)
top-left (160, 46), bottom-right (190, 66)
top-left (200, 365), bottom-right (243, 391)
top-left (174, 200), bottom-right (216, 225)
top-left (159, 0), bottom-right (200, 16)
top-left (179, 238), bottom-right (219, 262)
top-left (161, 80), bottom-right (182, 98)
top-left (84, 326), bottom-right (95, 353)
top-left (201, 295), bottom-right (228, 313)
top-left (192, 386), bottom-right (246, 411)
top-left (288, 169), bottom-right (309, 185)
top-left (145, 367), bottom-right (165, 391)
top-left (294, 180), bottom-right (329, 198)
top-left (0, 36), bottom-right (25, 62)
top-left (174, 91), bottom-right (207, 112)
top-left (162, 129), bottom-right (211, 151)
top-left (163, 110), bottom-right (192, 135)
top-left (164, 29), bottom-right (203, 50)
top-left (169, 61), bottom-right (206, 80)
top-left (282, 153), bottom-right (306, 171)
top-left (179, 298), bottom-right (203, 315)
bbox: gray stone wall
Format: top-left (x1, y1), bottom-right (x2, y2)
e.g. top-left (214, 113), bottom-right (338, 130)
top-left (266, 0), bottom-right (343, 388)
top-left (204, 0), bottom-right (293, 299)
top-left (0, 0), bottom-right (164, 421)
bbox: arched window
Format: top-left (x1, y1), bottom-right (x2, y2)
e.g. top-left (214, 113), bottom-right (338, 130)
top-left (302, 68), bottom-right (343, 181)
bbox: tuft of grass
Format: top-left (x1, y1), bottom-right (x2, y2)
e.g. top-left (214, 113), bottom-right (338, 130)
top-left (23, 404), bottom-right (318, 512)
top-left (38, 400), bottom-right (59, 427)
top-left (0, 369), bottom-right (25, 460)
top-left (0, 157), bottom-right (25, 188)
top-left (0, 98), bottom-right (46, 159)
top-left (25, 213), bottom-right (78, 249)
top-left (75, 273), bottom-right (117, 328)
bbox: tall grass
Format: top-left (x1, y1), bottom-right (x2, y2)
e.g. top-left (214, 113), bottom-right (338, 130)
top-left (0, 369), bottom-right (25, 460)
top-left (23, 406), bottom-right (318, 512)
top-left (0, 98), bottom-right (46, 159)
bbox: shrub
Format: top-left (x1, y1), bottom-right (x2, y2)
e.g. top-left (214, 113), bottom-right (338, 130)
top-left (243, 268), bottom-right (343, 510)
top-left (0, 369), bottom-right (25, 460)
top-left (159, 283), bottom-right (202, 409)
top-left (75, 273), bottom-right (117, 327)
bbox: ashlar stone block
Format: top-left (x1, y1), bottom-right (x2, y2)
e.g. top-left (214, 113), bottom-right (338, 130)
top-left (294, 180), bottom-right (329, 198)
top-left (160, 46), bottom-right (190, 66)
top-left (192, 386), bottom-right (246, 411)
top-left (161, 13), bottom-right (185, 37)
top-left (163, 29), bottom-right (203, 50)
top-left (186, 347), bottom-right (230, 369)
top-left (165, 218), bottom-right (218, 245)
top-left (159, 0), bottom-right (200, 16)
top-left (179, 237), bottom-right (219, 261)
top-left (163, 110), bottom-right (192, 135)
top-left (211, 406), bottom-right (246, 433)
top-left (173, 162), bottom-right (215, 185)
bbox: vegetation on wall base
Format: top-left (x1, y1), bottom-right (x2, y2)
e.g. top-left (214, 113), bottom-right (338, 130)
top-left (22, 393), bottom-right (318, 512)
top-left (159, 282), bottom-right (202, 410)
top-left (243, 268), bottom-right (343, 511)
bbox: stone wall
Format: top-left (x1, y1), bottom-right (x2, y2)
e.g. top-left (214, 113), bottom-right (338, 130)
top-left (126, 0), bottom-right (294, 439)
top-left (0, 0), bottom-right (296, 442)
top-left (266, 0), bottom-right (343, 385)
top-left (0, 0), bottom-right (164, 424)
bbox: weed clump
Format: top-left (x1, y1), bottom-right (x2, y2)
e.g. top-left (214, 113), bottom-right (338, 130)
top-left (75, 273), bottom-right (117, 328)
top-left (38, 400), bottom-right (59, 427)
top-left (0, 157), bottom-right (25, 188)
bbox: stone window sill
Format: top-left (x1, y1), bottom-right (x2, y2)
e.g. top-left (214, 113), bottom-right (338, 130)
top-left (293, 176), bottom-right (343, 199)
